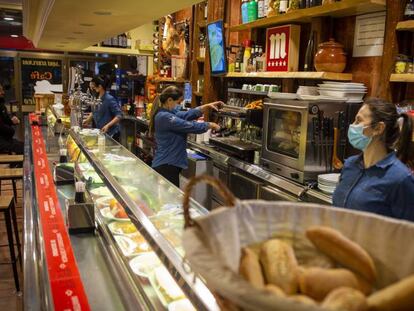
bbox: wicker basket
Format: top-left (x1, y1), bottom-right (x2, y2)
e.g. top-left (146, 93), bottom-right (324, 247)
top-left (182, 175), bottom-right (414, 311)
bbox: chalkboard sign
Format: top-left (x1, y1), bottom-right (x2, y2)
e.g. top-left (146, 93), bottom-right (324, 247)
top-left (21, 58), bottom-right (62, 105)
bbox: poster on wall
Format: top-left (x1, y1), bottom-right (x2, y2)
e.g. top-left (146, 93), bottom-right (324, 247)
top-left (21, 58), bottom-right (62, 105)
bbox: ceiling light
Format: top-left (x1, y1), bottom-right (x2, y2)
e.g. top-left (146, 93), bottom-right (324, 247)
top-left (4, 17), bottom-right (14, 21)
top-left (93, 11), bottom-right (112, 16)
top-left (10, 35), bottom-right (18, 38)
top-left (79, 23), bottom-right (94, 27)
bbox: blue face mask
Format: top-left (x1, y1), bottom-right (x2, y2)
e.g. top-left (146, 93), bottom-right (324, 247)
top-left (348, 124), bottom-right (372, 151)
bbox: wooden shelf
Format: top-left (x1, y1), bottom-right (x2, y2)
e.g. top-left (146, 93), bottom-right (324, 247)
top-left (196, 57), bottom-right (205, 63)
top-left (83, 46), bottom-right (152, 56)
top-left (390, 74), bottom-right (414, 83)
top-left (193, 91), bottom-right (204, 97)
top-left (396, 20), bottom-right (414, 32)
top-left (153, 77), bottom-right (189, 83)
top-left (226, 71), bottom-right (353, 81)
top-left (229, 0), bottom-right (386, 32)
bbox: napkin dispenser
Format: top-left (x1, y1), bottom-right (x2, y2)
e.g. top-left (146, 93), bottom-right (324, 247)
top-left (65, 198), bottom-right (95, 234)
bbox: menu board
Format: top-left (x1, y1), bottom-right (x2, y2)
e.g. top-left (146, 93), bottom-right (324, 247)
top-left (21, 58), bottom-right (62, 105)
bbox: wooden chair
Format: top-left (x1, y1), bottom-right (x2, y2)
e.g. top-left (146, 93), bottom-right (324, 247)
top-left (0, 195), bottom-right (21, 292)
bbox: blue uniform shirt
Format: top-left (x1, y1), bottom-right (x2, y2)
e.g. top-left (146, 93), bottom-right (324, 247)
top-left (93, 92), bottom-right (122, 137)
top-left (152, 107), bottom-right (208, 169)
top-left (333, 152), bottom-right (414, 221)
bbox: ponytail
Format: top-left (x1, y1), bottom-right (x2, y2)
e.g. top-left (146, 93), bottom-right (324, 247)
top-left (149, 95), bottom-right (162, 136)
top-left (396, 113), bottom-right (414, 170)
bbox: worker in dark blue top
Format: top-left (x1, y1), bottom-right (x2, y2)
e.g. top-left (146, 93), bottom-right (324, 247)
top-left (149, 86), bottom-right (221, 187)
top-left (333, 98), bottom-right (414, 221)
top-left (83, 76), bottom-right (122, 140)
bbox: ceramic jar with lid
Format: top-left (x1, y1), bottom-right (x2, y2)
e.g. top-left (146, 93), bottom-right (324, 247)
top-left (314, 38), bottom-right (347, 73)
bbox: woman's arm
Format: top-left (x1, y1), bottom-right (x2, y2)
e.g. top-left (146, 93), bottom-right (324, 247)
top-left (175, 101), bottom-right (224, 121)
top-left (391, 174), bottom-right (414, 221)
top-left (157, 112), bottom-right (220, 134)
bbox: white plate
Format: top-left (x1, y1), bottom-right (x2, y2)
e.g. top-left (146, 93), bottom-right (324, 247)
top-left (318, 183), bottom-right (336, 194)
top-left (100, 207), bottom-right (130, 222)
top-left (318, 90), bottom-right (366, 100)
top-left (319, 84), bottom-right (367, 90)
top-left (297, 94), bottom-right (320, 101)
top-left (108, 221), bottom-right (138, 236)
top-left (114, 235), bottom-right (150, 257)
top-left (90, 186), bottom-right (112, 197)
top-left (268, 92), bottom-right (297, 100)
top-left (318, 173), bottom-right (340, 184)
top-left (322, 81), bottom-right (366, 87)
top-left (95, 196), bottom-right (114, 209)
top-left (168, 299), bottom-right (196, 311)
top-left (129, 253), bottom-right (161, 278)
top-left (318, 96), bottom-right (349, 102)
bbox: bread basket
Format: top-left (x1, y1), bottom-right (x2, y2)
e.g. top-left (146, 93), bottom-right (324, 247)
top-left (182, 175), bottom-right (414, 311)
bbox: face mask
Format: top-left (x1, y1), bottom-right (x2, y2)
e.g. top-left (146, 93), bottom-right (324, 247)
top-left (348, 124), bottom-right (372, 151)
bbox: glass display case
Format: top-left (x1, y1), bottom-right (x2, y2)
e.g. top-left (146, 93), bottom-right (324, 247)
top-left (66, 129), bottom-right (218, 311)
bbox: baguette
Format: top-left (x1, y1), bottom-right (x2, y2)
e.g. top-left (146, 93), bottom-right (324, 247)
top-left (239, 247), bottom-right (265, 289)
top-left (322, 287), bottom-right (368, 311)
top-left (290, 295), bottom-right (318, 306)
top-left (367, 274), bottom-right (414, 311)
top-left (260, 239), bottom-right (299, 294)
top-left (298, 267), bottom-right (360, 301)
top-left (306, 226), bottom-right (377, 283)
top-left (264, 284), bottom-right (286, 297)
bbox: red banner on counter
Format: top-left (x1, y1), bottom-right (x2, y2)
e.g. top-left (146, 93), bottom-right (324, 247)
top-left (31, 117), bottom-right (90, 311)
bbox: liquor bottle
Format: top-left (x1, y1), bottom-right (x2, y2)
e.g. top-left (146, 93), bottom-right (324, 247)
top-left (279, 0), bottom-right (289, 13)
top-left (241, 0), bottom-right (249, 23)
top-left (264, 0), bottom-right (270, 17)
top-left (304, 31), bottom-right (315, 71)
top-left (251, 46), bottom-right (258, 71)
top-left (256, 46), bottom-right (265, 72)
top-left (204, 1), bottom-right (208, 19)
top-left (247, 0), bottom-right (258, 22)
top-left (127, 33), bottom-right (132, 49)
top-left (234, 46), bottom-right (244, 72)
top-left (405, 0), bottom-right (414, 20)
top-left (112, 36), bottom-right (119, 48)
top-left (258, 0), bottom-right (265, 18)
top-left (242, 44), bottom-right (251, 73)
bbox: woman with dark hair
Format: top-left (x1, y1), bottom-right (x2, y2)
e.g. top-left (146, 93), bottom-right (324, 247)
top-left (83, 76), bottom-right (122, 140)
top-left (149, 85), bottom-right (221, 187)
top-left (333, 98), bottom-right (414, 221)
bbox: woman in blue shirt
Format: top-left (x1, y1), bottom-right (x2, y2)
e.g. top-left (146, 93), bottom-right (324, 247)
top-left (83, 76), bottom-right (122, 140)
top-left (333, 98), bottom-right (414, 221)
top-left (149, 86), bottom-right (221, 187)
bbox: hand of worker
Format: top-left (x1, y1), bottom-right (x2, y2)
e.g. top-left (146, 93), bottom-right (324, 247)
top-left (101, 124), bottom-right (110, 134)
top-left (201, 101), bottom-right (224, 112)
top-left (11, 116), bottom-right (20, 125)
top-left (208, 122), bottom-right (221, 132)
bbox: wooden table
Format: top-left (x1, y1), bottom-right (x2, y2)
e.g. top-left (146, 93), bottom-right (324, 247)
top-left (0, 155), bottom-right (24, 164)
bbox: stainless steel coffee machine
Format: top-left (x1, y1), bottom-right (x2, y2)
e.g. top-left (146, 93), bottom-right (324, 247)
top-left (261, 99), bottom-right (359, 183)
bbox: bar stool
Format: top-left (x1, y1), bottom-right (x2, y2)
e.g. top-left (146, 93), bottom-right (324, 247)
top-left (0, 154), bottom-right (24, 166)
top-left (0, 195), bottom-right (21, 292)
top-left (0, 168), bottom-right (23, 204)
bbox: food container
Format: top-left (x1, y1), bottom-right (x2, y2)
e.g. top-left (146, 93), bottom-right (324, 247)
top-left (314, 38), bottom-right (347, 73)
top-left (318, 89), bottom-right (366, 101)
top-left (296, 86), bottom-right (319, 96)
top-left (395, 54), bottom-right (408, 74)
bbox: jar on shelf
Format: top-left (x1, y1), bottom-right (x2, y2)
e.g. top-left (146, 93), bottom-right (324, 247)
top-left (314, 38), bottom-right (347, 73)
top-left (395, 54), bottom-right (409, 74)
top-left (407, 57), bottom-right (414, 74)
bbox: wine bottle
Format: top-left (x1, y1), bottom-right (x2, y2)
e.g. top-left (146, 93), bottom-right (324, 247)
top-left (241, 0), bottom-right (249, 23)
top-left (258, 0), bottom-right (265, 18)
top-left (405, 0), bottom-right (414, 20)
top-left (304, 31), bottom-right (315, 71)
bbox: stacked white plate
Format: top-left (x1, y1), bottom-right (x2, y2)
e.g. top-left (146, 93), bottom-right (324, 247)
top-left (318, 81), bottom-right (367, 103)
top-left (317, 173), bottom-right (340, 195)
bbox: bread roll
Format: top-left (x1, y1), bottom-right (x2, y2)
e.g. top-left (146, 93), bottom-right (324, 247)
top-left (356, 273), bottom-right (373, 295)
top-left (367, 274), bottom-right (414, 311)
top-left (264, 284), bottom-right (286, 297)
top-left (239, 247), bottom-right (265, 289)
top-left (260, 239), bottom-right (299, 294)
top-left (298, 267), bottom-right (360, 301)
top-left (322, 287), bottom-right (368, 311)
top-left (306, 226), bottom-right (377, 283)
top-left (290, 295), bottom-right (318, 306)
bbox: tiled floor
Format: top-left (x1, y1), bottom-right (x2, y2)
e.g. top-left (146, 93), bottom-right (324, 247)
top-left (0, 178), bottom-right (23, 311)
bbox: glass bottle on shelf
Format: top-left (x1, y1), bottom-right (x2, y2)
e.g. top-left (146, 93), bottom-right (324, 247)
top-left (256, 46), bottom-right (265, 72)
top-left (242, 43), bottom-right (252, 73)
top-left (304, 31), bottom-right (315, 71)
top-left (204, 1), bottom-right (208, 19)
top-left (405, 0), bottom-right (414, 20)
top-left (264, 0), bottom-right (270, 17)
top-left (258, 0), bottom-right (265, 18)
top-left (234, 46), bottom-right (244, 73)
top-left (279, 0), bottom-right (289, 13)
top-left (112, 36), bottom-right (119, 48)
top-left (127, 33), bottom-right (132, 49)
top-left (247, 0), bottom-right (258, 22)
top-left (241, 0), bottom-right (249, 23)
